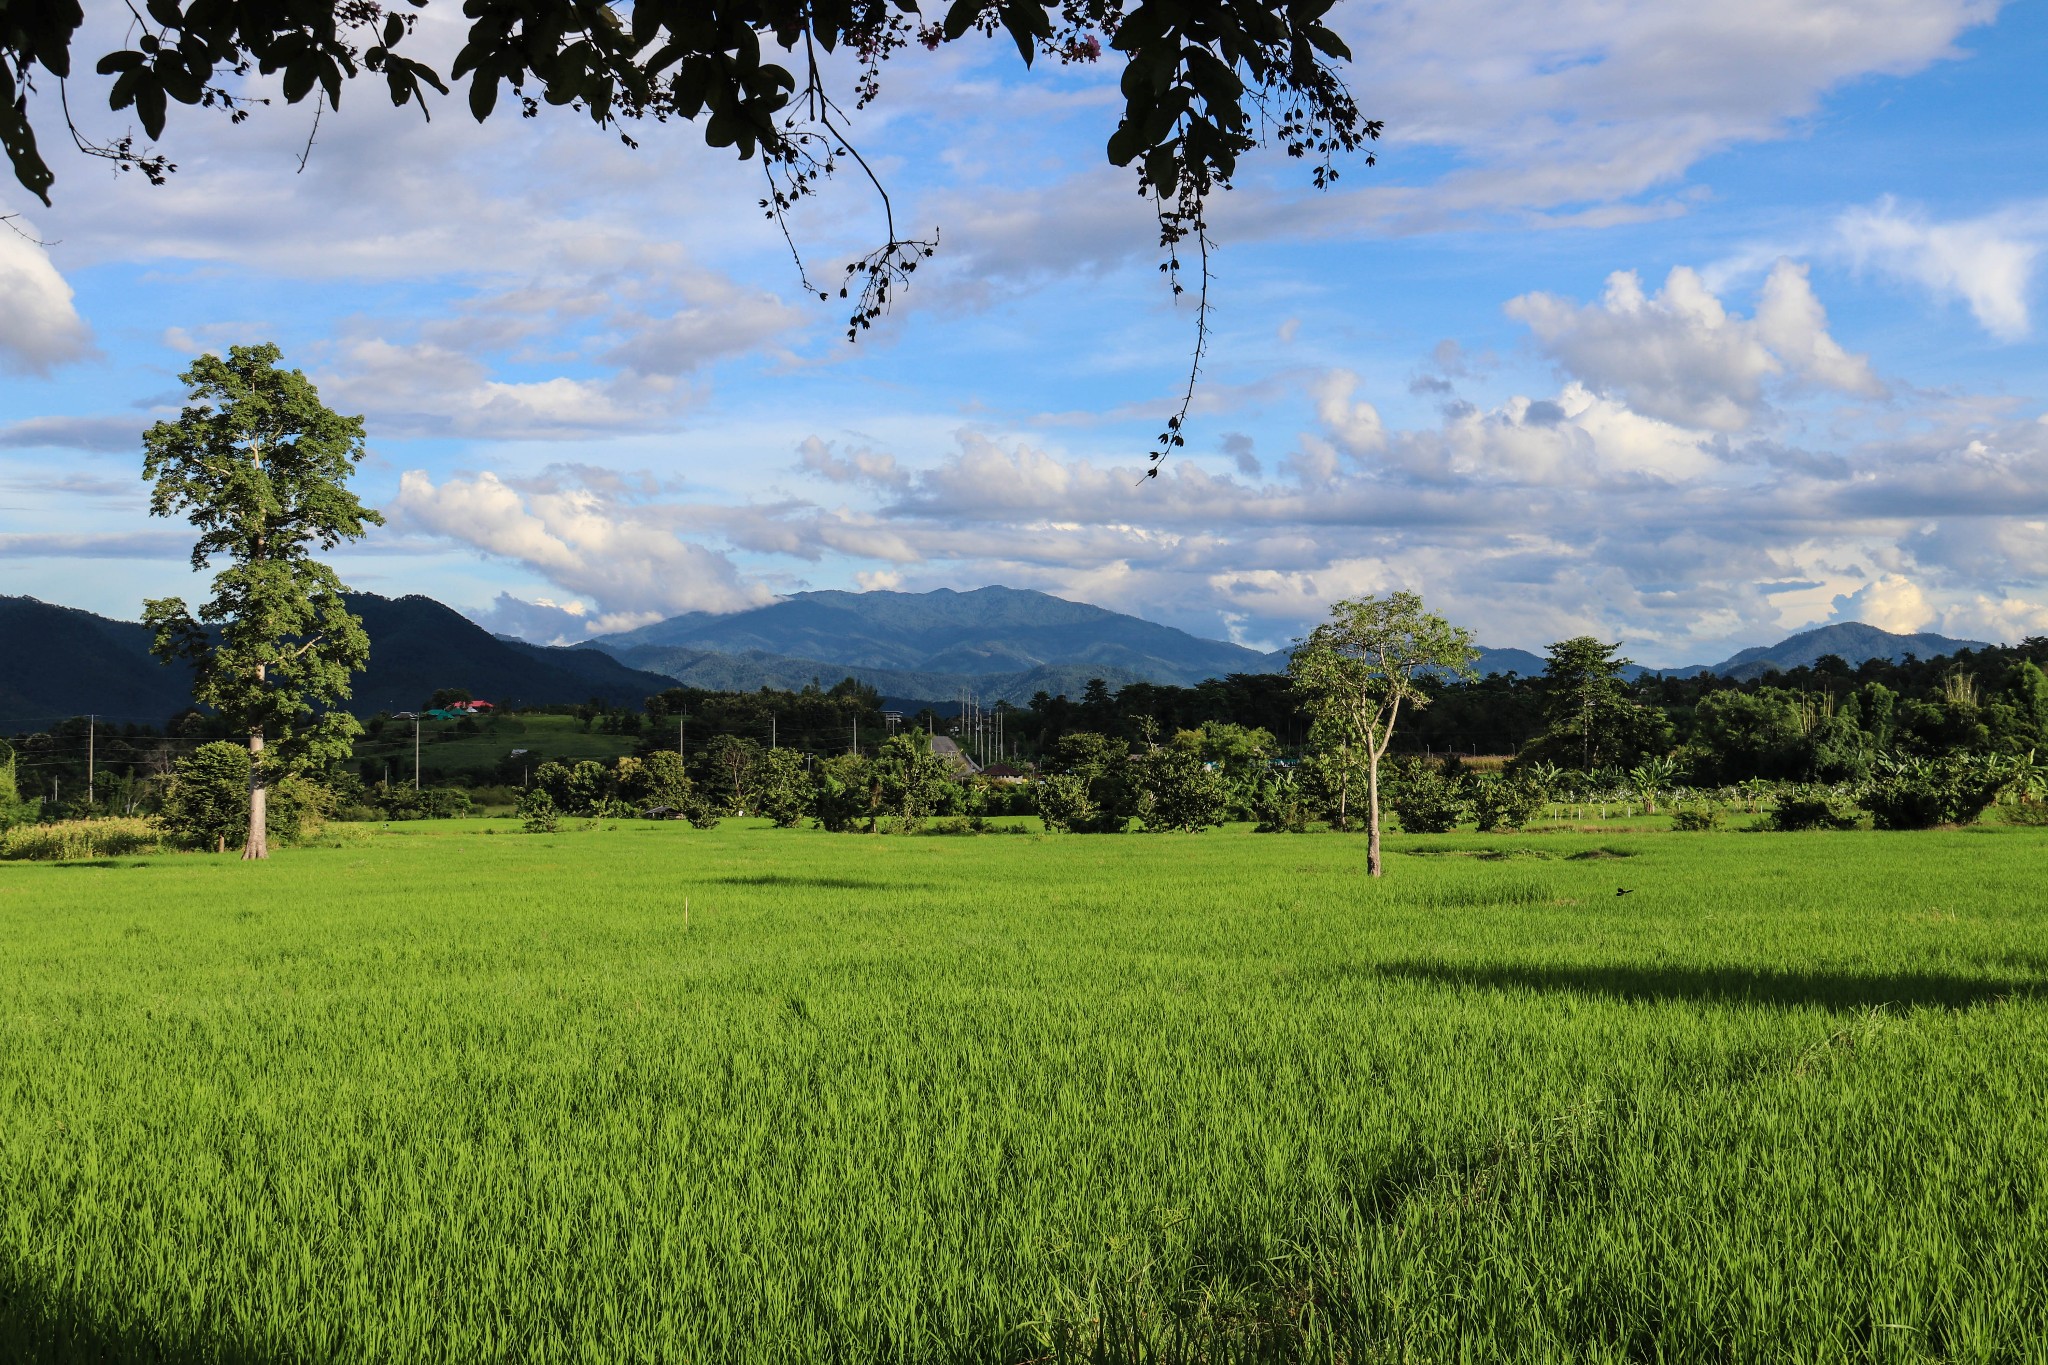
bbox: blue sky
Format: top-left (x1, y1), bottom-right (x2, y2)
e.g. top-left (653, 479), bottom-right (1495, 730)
top-left (3, 0), bottom-right (2045, 667)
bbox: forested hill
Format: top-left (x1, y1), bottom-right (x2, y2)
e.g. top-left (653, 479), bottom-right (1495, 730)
top-left (1664, 622), bottom-right (1993, 681)
top-left (0, 594), bottom-right (677, 729)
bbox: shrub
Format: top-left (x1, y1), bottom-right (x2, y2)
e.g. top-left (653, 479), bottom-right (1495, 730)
top-left (1768, 785), bottom-right (1857, 832)
top-left (1035, 774), bottom-right (1094, 833)
top-left (1472, 775), bottom-right (1544, 833)
top-left (755, 749), bottom-right (811, 828)
top-left (1387, 759), bottom-right (1467, 834)
top-left (159, 742), bottom-right (252, 851)
top-left (420, 788), bottom-right (475, 820)
top-left (1132, 744), bottom-right (1225, 832)
top-left (2002, 798), bottom-right (2048, 827)
top-left (1670, 800), bottom-right (1724, 832)
top-left (1252, 772), bottom-right (1310, 833)
top-left (1861, 756), bottom-right (2004, 830)
top-left (269, 775), bottom-right (337, 841)
top-left (519, 788), bottom-right (560, 833)
top-left (0, 739), bottom-right (38, 831)
top-left (1, 818), bottom-right (163, 861)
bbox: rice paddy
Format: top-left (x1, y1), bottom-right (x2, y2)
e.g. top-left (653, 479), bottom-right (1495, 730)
top-left (2, 821), bottom-right (2044, 1362)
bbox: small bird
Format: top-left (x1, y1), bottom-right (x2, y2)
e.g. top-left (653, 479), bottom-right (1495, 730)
top-left (1616, 887), bottom-right (1635, 897)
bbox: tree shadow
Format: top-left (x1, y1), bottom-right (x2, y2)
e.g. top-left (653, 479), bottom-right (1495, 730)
top-left (0, 1262), bottom-right (272, 1364)
top-left (1366, 960), bottom-right (2038, 1011)
top-left (704, 873), bottom-right (929, 890)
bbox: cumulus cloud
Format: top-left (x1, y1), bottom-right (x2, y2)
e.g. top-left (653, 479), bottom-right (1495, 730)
top-left (0, 229), bottom-right (95, 374)
top-left (1829, 573), bottom-right (1935, 633)
top-left (467, 592), bottom-right (657, 645)
top-left (797, 436), bottom-right (910, 489)
top-left (1505, 260), bottom-right (1882, 430)
top-left (1837, 197), bottom-right (2048, 340)
top-left (390, 468), bottom-right (774, 625)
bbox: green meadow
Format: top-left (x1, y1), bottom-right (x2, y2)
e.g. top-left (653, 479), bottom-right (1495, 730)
top-left (2, 822), bottom-right (2044, 1363)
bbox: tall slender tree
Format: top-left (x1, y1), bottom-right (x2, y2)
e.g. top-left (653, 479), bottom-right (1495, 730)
top-left (1289, 593), bottom-right (1476, 877)
top-left (142, 343), bottom-right (383, 860)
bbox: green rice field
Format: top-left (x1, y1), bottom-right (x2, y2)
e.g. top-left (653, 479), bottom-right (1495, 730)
top-left (2, 822), bottom-right (2045, 1362)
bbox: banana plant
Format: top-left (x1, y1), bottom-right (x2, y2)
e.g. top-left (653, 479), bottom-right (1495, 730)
top-left (1626, 755), bottom-right (1679, 815)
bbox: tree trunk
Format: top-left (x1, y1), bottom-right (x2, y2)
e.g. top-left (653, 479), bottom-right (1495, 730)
top-left (243, 726), bottom-right (268, 861)
top-left (1366, 756), bottom-right (1382, 878)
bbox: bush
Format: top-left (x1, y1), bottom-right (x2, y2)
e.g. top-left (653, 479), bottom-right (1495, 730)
top-left (269, 775), bottom-right (336, 841)
top-left (1861, 756), bottom-right (2004, 830)
top-left (1252, 772), bottom-right (1311, 833)
top-left (422, 788), bottom-right (474, 819)
top-left (519, 788), bottom-right (559, 833)
top-left (1035, 774), bottom-right (1094, 833)
top-left (2002, 798), bottom-right (2048, 827)
top-left (1768, 785), bottom-right (1857, 832)
top-left (1132, 745), bottom-right (1225, 832)
top-left (1, 817), bottom-right (163, 861)
top-left (1387, 760), bottom-right (1467, 834)
top-left (159, 742), bottom-right (252, 851)
top-left (1670, 800), bottom-right (1724, 832)
top-left (1472, 775), bottom-right (1544, 833)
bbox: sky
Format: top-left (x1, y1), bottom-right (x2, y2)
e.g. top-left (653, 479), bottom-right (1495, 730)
top-left (3, 0), bottom-right (2045, 668)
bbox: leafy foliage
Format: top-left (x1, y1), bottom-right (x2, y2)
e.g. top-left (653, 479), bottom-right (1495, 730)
top-left (1034, 773), bottom-right (1094, 833)
top-left (1767, 786), bottom-right (1858, 832)
top-left (1471, 773), bottom-right (1544, 833)
top-left (518, 788), bottom-right (559, 834)
top-left (1860, 756), bottom-right (2004, 830)
top-left (1132, 740), bottom-right (1224, 832)
top-left (1385, 757), bottom-right (1467, 835)
top-left (9, 1), bottom-right (1374, 458)
top-left (159, 741), bottom-right (254, 850)
top-left (142, 344), bottom-right (381, 859)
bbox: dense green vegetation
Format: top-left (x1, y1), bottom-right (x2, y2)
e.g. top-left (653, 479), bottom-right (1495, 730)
top-left (2, 822), bottom-right (2043, 1361)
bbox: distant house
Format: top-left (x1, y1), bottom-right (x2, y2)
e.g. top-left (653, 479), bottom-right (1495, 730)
top-left (979, 762), bottom-right (1031, 783)
top-left (929, 735), bottom-right (978, 775)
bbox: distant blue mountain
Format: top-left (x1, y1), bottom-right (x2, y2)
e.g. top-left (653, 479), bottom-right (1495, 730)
top-left (1657, 622), bottom-right (1994, 681)
top-left (589, 586), bottom-right (1278, 687)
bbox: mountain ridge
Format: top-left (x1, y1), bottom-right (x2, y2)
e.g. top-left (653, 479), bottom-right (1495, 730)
top-left (0, 593), bottom-right (679, 728)
top-left (0, 587), bottom-right (2006, 731)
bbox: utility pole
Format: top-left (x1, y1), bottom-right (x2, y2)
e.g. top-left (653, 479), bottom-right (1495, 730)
top-left (413, 714), bottom-right (421, 790)
top-left (850, 715), bottom-right (858, 756)
top-left (770, 715), bottom-right (776, 749)
top-left (86, 714), bottom-right (95, 808)
top-left (679, 715), bottom-right (685, 757)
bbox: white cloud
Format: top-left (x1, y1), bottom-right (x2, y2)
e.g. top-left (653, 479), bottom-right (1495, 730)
top-left (1505, 260), bottom-right (1881, 430)
top-left (1325, 0), bottom-right (1995, 225)
top-left (797, 436), bottom-right (910, 489)
top-left (0, 227), bottom-right (95, 374)
top-left (1837, 197), bottom-right (2048, 340)
top-left (1829, 572), bottom-right (1935, 633)
top-left (390, 468), bottom-right (774, 623)
top-left (1313, 372), bottom-right (1388, 457)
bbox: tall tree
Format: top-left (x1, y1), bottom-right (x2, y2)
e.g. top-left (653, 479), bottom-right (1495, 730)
top-left (1524, 637), bottom-right (1671, 773)
top-left (1289, 593), bottom-right (1475, 878)
top-left (142, 343), bottom-right (383, 860)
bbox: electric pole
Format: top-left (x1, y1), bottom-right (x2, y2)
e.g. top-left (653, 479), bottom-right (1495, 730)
top-left (413, 714), bottom-right (421, 790)
top-left (86, 714), bottom-right (95, 809)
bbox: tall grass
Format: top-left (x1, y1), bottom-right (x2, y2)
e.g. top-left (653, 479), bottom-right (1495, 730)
top-left (1, 821), bottom-right (2043, 1361)
top-left (0, 816), bottom-right (164, 861)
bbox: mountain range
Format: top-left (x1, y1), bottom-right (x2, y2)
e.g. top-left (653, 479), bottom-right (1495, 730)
top-left (0, 593), bottom-right (677, 729)
top-left (0, 586), bottom-right (1999, 731)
